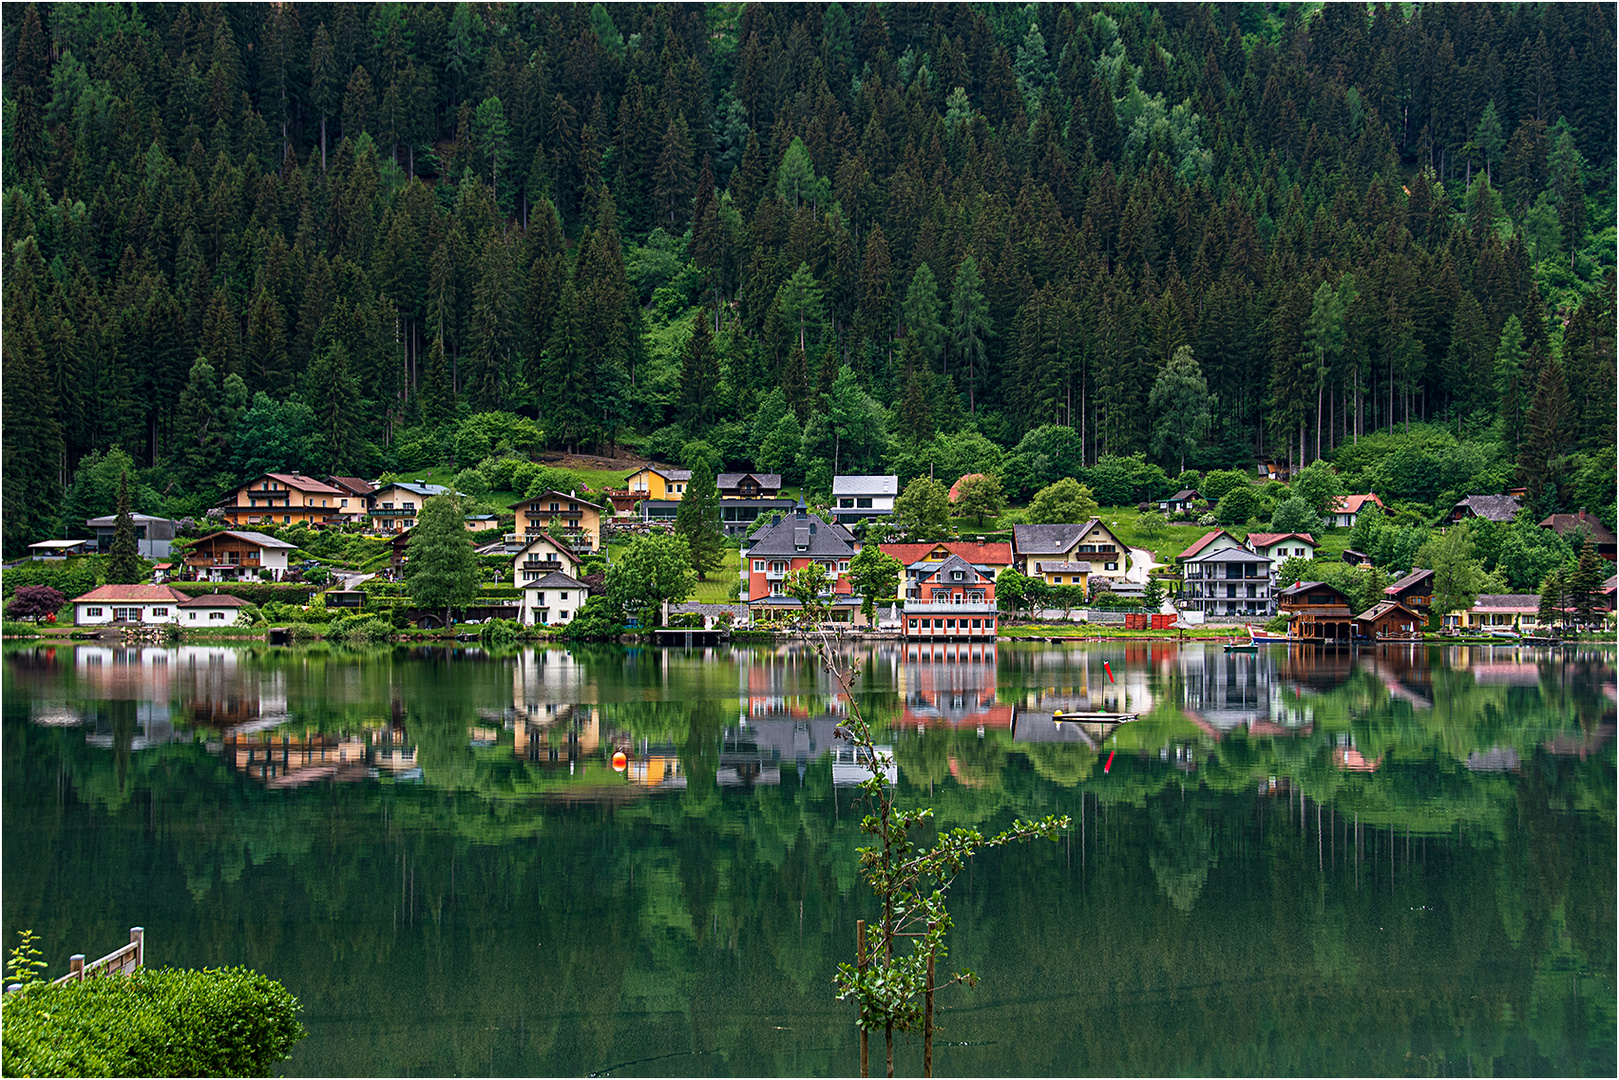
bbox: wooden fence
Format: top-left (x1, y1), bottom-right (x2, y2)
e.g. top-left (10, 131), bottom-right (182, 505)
top-left (48, 927), bottom-right (145, 987)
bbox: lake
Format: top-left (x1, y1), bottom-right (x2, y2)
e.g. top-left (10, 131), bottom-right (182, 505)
top-left (3, 640), bottom-right (1613, 1076)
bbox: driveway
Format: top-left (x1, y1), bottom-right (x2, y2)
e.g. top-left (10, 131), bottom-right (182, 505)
top-left (1126, 547), bottom-right (1159, 583)
top-left (336, 572), bottom-right (375, 591)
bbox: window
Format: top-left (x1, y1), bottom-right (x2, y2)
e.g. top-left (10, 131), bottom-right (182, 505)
top-left (838, 561), bottom-right (849, 572)
top-left (549, 503), bottom-right (560, 512)
top-left (113, 607), bottom-right (139, 621)
top-left (151, 608), bottom-right (168, 617)
top-left (559, 610), bottom-right (568, 620)
top-left (971, 619), bottom-right (981, 629)
top-left (1105, 562), bottom-right (1117, 571)
top-left (946, 619), bottom-right (956, 630)
top-left (951, 570), bottom-right (963, 581)
top-left (188, 612), bottom-right (197, 621)
top-left (909, 619), bottom-right (917, 629)
top-left (856, 497), bottom-right (872, 509)
top-left (403, 502), bottom-right (415, 511)
top-left (209, 612), bottom-right (226, 621)
top-left (1053, 576), bottom-right (1063, 585)
top-left (283, 516), bottom-right (291, 524)
top-left (536, 593), bottom-right (546, 605)
top-left (341, 499), bottom-right (348, 507)
top-left (840, 499), bottom-right (854, 508)
top-left (383, 502), bottom-right (394, 509)
top-left (560, 592), bottom-right (569, 601)
top-left (87, 607), bottom-right (103, 617)
top-left (754, 561), bottom-right (765, 571)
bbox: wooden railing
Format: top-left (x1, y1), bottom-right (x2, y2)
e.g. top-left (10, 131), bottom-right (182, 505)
top-left (49, 927), bottom-right (145, 986)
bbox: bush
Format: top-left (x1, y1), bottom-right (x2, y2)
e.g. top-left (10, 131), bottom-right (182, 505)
top-left (0, 966), bottom-right (306, 1077)
top-left (170, 582), bottom-right (318, 605)
top-left (478, 618), bottom-right (528, 645)
top-left (325, 615), bottom-right (394, 644)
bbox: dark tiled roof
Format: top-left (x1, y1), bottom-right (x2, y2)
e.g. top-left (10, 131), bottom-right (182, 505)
top-left (1454, 494), bottom-right (1522, 522)
top-left (1166, 489), bottom-right (1201, 502)
top-left (1278, 581), bottom-right (1348, 599)
top-left (1354, 601), bottom-right (1420, 622)
top-left (1385, 568), bottom-right (1434, 594)
top-left (524, 571), bottom-right (584, 590)
top-left (1013, 522), bottom-right (1090, 554)
top-left (1473, 594), bottom-right (1541, 609)
top-left (716, 472), bottom-right (783, 489)
top-left (832, 475), bottom-right (899, 497)
top-left (746, 513), bottom-right (855, 558)
top-left (914, 553), bottom-right (985, 585)
top-left (1034, 561), bottom-right (1093, 574)
top-left (1539, 511), bottom-right (1617, 543)
top-left (1185, 546), bottom-right (1271, 564)
top-left (178, 593), bottom-right (250, 608)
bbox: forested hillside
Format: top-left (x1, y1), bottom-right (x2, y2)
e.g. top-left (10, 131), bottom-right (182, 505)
top-left (3, 2), bottom-right (1615, 556)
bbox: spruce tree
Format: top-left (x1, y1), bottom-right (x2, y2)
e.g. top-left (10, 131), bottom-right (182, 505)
top-left (405, 495), bottom-right (481, 628)
top-left (106, 472), bottom-right (143, 585)
top-left (678, 310), bottom-right (718, 433)
top-left (1518, 352), bottom-right (1574, 517)
top-left (673, 459), bottom-right (724, 581)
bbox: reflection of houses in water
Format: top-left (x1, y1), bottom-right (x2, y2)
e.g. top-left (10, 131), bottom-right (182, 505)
top-left (1011, 710), bottom-right (1129, 747)
top-left (1178, 647), bottom-right (1314, 736)
top-left (1002, 647), bottom-right (1157, 717)
top-left (226, 732), bottom-right (370, 788)
top-left (898, 642), bottom-right (1011, 731)
top-left (83, 702), bottom-right (187, 750)
top-left (719, 714), bottom-right (894, 787)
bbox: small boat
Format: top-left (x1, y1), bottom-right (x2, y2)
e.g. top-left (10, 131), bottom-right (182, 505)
top-left (1224, 640), bottom-right (1258, 652)
top-left (1051, 711), bottom-right (1138, 722)
top-left (1246, 625), bottom-right (1290, 643)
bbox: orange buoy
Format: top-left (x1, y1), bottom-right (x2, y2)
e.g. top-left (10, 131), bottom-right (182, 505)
top-left (611, 751), bottom-right (627, 771)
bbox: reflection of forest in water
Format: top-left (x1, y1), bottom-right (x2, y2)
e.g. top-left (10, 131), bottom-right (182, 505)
top-left (4, 642), bottom-right (1614, 1076)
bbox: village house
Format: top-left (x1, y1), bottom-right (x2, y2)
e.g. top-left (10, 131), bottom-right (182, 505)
top-left (464, 514), bottom-right (501, 532)
top-left (624, 465), bottom-right (691, 501)
top-left (639, 471), bottom-right (793, 533)
top-left (1443, 594), bottom-right (1547, 633)
top-left (832, 475), bottom-right (899, 525)
top-left (742, 507), bottom-right (864, 624)
top-left (85, 513), bottom-right (178, 558)
top-left (178, 593), bottom-right (252, 625)
top-left (1175, 528), bottom-right (1246, 567)
top-left (717, 472), bottom-right (783, 499)
top-left (224, 473), bottom-right (347, 528)
top-left (1353, 601), bottom-right (1425, 641)
top-left (512, 533), bottom-right (583, 587)
top-left (881, 542), bottom-right (1010, 641)
top-left (1245, 532), bottom-right (1317, 564)
top-left (1538, 510), bottom-right (1617, 561)
top-left (1159, 489), bottom-right (1203, 514)
top-left (1448, 493), bottom-right (1522, 525)
top-left (1277, 581), bottom-right (1355, 642)
top-left (1258, 459), bottom-right (1291, 482)
top-left (1384, 568), bottom-right (1435, 613)
top-left (72, 584), bottom-right (192, 625)
top-left (1032, 560), bottom-right (1091, 590)
top-left (1013, 521), bottom-right (1129, 582)
top-left (369, 482), bottom-right (452, 532)
top-left (1180, 546), bottom-right (1274, 617)
top-left (182, 530), bottom-right (297, 582)
top-left (326, 476), bottom-right (377, 522)
top-left (1328, 493), bottom-right (1386, 529)
top-left (510, 490), bottom-right (604, 552)
top-left (520, 571), bottom-right (587, 626)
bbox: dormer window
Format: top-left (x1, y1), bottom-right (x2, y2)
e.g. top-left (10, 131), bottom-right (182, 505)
top-left (951, 571), bottom-right (964, 581)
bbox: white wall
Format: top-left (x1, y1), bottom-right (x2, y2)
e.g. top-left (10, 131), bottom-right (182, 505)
top-left (523, 585), bottom-right (584, 626)
top-left (74, 601), bottom-right (180, 625)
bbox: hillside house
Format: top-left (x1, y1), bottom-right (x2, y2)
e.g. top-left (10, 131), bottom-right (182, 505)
top-left (1245, 532), bottom-right (1317, 564)
top-left (370, 482), bottom-right (452, 532)
top-left (1032, 561), bottom-right (1091, 589)
top-left (832, 475), bottom-right (899, 524)
top-left (717, 472), bottom-right (783, 499)
top-left (1538, 511), bottom-right (1617, 561)
top-left (521, 571), bottom-right (587, 627)
top-left (224, 473), bottom-right (347, 528)
top-left (1176, 528), bottom-right (1246, 567)
top-left (624, 465), bottom-right (691, 501)
top-left (1328, 493), bottom-right (1386, 529)
top-left (512, 534), bottom-right (583, 587)
top-left (1181, 547), bottom-right (1274, 616)
top-left (182, 530), bottom-right (297, 582)
top-left (742, 508), bottom-right (863, 624)
top-left (1448, 494), bottom-right (1521, 525)
top-left (511, 490), bottom-right (604, 552)
top-left (1013, 521), bottom-right (1128, 581)
top-left (326, 476), bottom-right (376, 521)
top-left (1384, 568), bottom-right (1435, 612)
top-left (1160, 489), bottom-right (1203, 514)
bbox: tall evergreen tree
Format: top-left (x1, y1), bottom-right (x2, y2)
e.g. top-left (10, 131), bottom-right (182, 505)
top-left (105, 472), bottom-right (142, 586)
top-left (678, 310), bottom-right (719, 432)
top-left (673, 459), bottom-right (724, 581)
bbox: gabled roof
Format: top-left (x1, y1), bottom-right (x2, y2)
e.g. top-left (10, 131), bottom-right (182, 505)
top-left (328, 476), bottom-right (376, 496)
top-left (716, 472), bottom-right (783, 489)
top-left (1034, 561), bottom-right (1093, 574)
top-left (513, 533), bottom-right (582, 563)
top-left (378, 481), bottom-right (452, 498)
top-left (1354, 600), bottom-right (1421, 623)
top-left (1245, 532), bottom-right (1316, 548)
top-left (1473, 594), bottom-right (1541, 610)
top-left (510, 489), bottom-right (605, 512)
top-left (1385, 568), bottom-right (1434, 594)
top-left (1012, 521), bottom-right (1107, 555)
top-left (746, 512), bottom-right (855, 558)
top-left (1185, 545), bottom-right (1271, 564)
top-left (1278, 581), bottom-right (1350, 600)
top-left (191, 530), bottom-right (297, 550)
top-left (626, 464), bottom-right (692, 482)
top-left (85, 513), bottom-right (177, 527)
top-left (832, 474), bottom-right (898, 497)
top-left (914, 553), bottom-right (984, 585)
top-left (881, 542), bottom-right (1013, 567)
top-left (248, 472), bottom-right (344, 495)
top-left (1453, 494), bottom-right (1521, 522)
top-left (1538, 511), bottom-right (1617, 543)
top-left (73, 585), bottom-right (191, 603)
top-left (178, 593), bottom-right (250, 608)
top-left (1165, 489), bottom-right (1201, 502)
top-left (1331, 493), bottom-right (1385, 515)
top-left (524, 571), bottom-right (585, 590)
top-left (1178, 528), bottom-right (1242, 560)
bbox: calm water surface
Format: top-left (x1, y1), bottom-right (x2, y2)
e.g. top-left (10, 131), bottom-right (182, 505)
top-left (4, 640), bottom-right (1614, 1076)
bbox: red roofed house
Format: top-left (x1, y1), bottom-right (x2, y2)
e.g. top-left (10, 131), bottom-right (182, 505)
top-left (72, 584), bottom-right (193, 626)
top-left (1328, 493), bottom-right (1385, 529)
top-left (326, 476), bottom-right (376, 522)
top-left (881, 541), bottom-right (1011, 640)
top-left (1176, 528), bottom-right (1245, 566)
top-left (1245, 532), bottom-right (1317, 563)
top-left (224, 472), bottom-right (347, 528)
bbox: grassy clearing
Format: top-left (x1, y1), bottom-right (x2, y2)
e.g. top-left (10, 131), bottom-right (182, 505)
top-left (691, 547), bottom-right (742, 603)
top-left (1104, 506), bottom-right (1357, 568)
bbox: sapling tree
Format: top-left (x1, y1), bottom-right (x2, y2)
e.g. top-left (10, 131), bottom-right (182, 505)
top-left (787, 591), bottom-right (1068, 1077)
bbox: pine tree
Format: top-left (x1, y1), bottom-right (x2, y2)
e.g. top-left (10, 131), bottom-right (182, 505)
top-left (678, 310), bottom-right (719, 432)
top-left (1518, 352), bottom-right (1574, 518)
top-left (1567, 540), bottom-right (1605, 632)
top-left (306, 341), bottom-right (364, 473)
top-left (673, 459), bottom-right (724, 580)
top-left (902, 263), bottom-right (945, 370)
top-left (949, 255), bottom-right (993, 414)
top-left (406, 495), bottom-right (481, 628)
top-left (421, 335), bottom-right (455, 425)
top-left (1493, 315), bottom-right (1529, 449)
top-left (898, 337), bottom-right (935, 446)
top-left (1148, 345), bottom-right (1213, 475)
top-left (106, 472), bottom-right (142, 585)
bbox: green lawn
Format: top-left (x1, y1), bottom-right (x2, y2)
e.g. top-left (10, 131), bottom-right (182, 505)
top-left (1104, 506), bottom-right (1356, 570)
top-left (691, 547), bottom-right (742, 603)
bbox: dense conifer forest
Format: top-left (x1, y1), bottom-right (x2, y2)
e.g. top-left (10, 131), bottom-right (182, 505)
top-left (2, 2), bottom-right (1615, 557)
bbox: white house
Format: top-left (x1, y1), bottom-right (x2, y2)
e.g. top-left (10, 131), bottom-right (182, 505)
top-left (72, 585), bottom-right (192, 625)
top-left (1245, 532), bottom-right (1317, 564)
top-left (512, 533), bottom-right (583, 587)
top-left (178, 593), bottom-right (252, 625)
top-left (831, 475), bottom-right (899, 524)
top-left (1329, 493), bottom-right (1385, 529)
top-left (522, 571), bottom-right (587, 626)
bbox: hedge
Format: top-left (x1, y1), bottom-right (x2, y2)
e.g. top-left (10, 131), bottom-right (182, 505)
top-left (170, 582), bottom-right (317, 605)
top-left (0, 966), bottom-right (305, 1077)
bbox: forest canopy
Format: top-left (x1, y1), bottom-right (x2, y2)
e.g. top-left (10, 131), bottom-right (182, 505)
top-left (2, 1), bottom-right (1614, 555)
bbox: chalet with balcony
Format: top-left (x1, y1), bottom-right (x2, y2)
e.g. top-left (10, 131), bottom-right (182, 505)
top-left (326, 476), bottom-right (376, 521)
top-left (1353, 601), bottom-right (1424, 641)
top-left (832, 475), bottom-right (899, 524)
top-left (1538, 510), bottom-right (1617, 560)
top-left (742, 508), bottom-right (863, 623)
top-left (1013, 521), bottom-right (1128, 581)
top-left (1329, 493), bottom-right (1386, 529)
top-left (1181, 547), bottom-right (1273, 616)
top-left (369, 482), bottom-right (452, 532)
top-left (224, 473), bottom-right (346, 528)
top-left (881, 542), bottom-right (1008, 641)
top-left (512, 533), bottom-right (583, 587)
top-left (510, 490), bottom-right (604, 552)
top-left (717, 472), bottom-right (783, 499)
top-left (182, 530), bottom-right (297, 582)
top-left (1384, 568), bottom-right (1435, 612)
top-left (1277, 581), bottom-right (1354, 642)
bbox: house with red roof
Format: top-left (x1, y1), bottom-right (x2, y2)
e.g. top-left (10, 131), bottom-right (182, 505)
top-left (1538, 510), bottom-right (1617, 561)
top-left (1328, 493), bottom-right (1385, 529)
top-left (880, 541), bottom-right (1008, 640)
top-left (71, 584), bottom-right (193, 626)
top-left (224, 472), bottom-right (347, 528)
top-left (1176, 528), bottom-right (1245, 566)
top-left (1244, 532), bottom-right (1317, 563)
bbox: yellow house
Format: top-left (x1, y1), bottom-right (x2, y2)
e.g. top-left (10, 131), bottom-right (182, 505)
top-left (624, 465), bottom-right (692, 502)
top-left (1032, 560), bottom-right (1091, 590)
top-left (508, 490), bottom-right (604, 552)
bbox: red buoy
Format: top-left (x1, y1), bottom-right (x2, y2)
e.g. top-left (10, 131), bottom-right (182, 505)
top-left (1104, 661), bottom-right (1115, 683)
top-left (1104, 749), bottom-right (1115, 773)
top-left (612, 751), bottom-right (627, 771)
